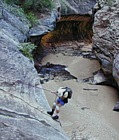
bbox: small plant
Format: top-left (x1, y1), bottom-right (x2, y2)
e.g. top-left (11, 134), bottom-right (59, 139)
top-left (22, 0), bottom-right (33, 11)
top-left (4, 0), bottom-right (20, 5)
top-left (20, 42), bottom-right (36, 60)
top-left (39, 0), bottom-right (54, 10)
top-left (25, 12), bottom-right (38, 27)
top-left (3, 0), bottom-right (54, 26)
top-left (4, 0), bottom-right (54, 11)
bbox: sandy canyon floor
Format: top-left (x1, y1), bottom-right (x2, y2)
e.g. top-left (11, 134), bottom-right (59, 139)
top-left (41, 42), bottom-right (119, 140)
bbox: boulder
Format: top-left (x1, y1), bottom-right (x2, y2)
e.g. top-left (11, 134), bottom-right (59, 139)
top-left (29, 9), bottom-right (60, 37)
top-left (93, 70), bottom-right (107, 84)
top-left (113, 102), bottom-right (119, 112)
top-left (29, 24), bottom-right (50, 37)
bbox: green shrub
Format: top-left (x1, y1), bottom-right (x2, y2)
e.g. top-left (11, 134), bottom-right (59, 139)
top-left (4, 0), bottom-right (54, 12)
top-left (3, 0), bottom-right (54, 26)
top-left (39, 0), bottom-right (54, 10)
top-left (23, 0), bottom-right (54, 12)
top-left (25, 12), bottom-right (38, 27)
top-left (4, 0), bottom-right (20, 5)
top-left (20, 42), bottom-right (36, 60)
top-left (22, 0), bottom-right (33, 11)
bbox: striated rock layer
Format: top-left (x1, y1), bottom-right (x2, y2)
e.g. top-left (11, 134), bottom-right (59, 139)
top-left (29, 0), bottom-right (97, 43)
top-left (93, 3), bottom-right (119, 86)
top-left (41, 15), bottom-right (93, 48)
top-left (0, 1), bottom-right (68, 140)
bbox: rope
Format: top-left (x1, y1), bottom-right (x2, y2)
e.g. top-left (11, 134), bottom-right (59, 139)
top-left (0, 82), bottom-right (62, 126)
top-left (41, 88), bottom-right (57, 95)
top-left (0, 80), bottom-right (58, 96)
top-left (0, 88), bottom-right (62, 126)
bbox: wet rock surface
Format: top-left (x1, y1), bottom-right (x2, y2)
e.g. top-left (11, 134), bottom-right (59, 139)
top-left (41, 14), bottom-right (93, 47)
top-left (41, 41), bottom-right (96, 58)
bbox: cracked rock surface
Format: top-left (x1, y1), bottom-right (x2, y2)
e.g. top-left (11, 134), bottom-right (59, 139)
top-left (0, 1), bottom-right (68, 140)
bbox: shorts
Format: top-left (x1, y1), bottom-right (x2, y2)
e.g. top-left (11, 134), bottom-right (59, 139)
top-left (57, 98), bottom-right (65, 106)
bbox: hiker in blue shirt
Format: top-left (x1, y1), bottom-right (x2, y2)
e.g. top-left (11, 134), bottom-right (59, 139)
top-left (47, 87), bottom-right (72, 120)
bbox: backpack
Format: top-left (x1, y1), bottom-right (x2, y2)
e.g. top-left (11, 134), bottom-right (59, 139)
top-left (63, 87), bottom-right (72, 99)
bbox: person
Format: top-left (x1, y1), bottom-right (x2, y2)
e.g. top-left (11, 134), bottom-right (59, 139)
top-left (47, 87), bottom-right (72, 120)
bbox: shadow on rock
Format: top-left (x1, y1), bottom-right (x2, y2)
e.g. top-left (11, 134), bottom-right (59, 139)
top-left (36, 62), bottom-right (77, 84)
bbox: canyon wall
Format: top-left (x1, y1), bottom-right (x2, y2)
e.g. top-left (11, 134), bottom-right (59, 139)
top-left (93, 2), bottom-right (119, 85)
top-left (0, 1), bottom-right (68, 139)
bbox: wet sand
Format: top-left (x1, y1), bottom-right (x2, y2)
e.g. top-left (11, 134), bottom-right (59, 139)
top-left (42, 53), bottom-right (119, 139)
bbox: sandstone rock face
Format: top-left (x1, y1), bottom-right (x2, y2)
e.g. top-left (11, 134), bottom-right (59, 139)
top-left (0, 2), bottom-right (68, 140)
top-left (93, 3), bottom-right (119, 85)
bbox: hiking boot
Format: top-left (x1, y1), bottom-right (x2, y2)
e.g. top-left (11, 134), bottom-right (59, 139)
top-left (47, 111), bottom-right (53, 116)
top-left (113, 108), bottom-right (119, 112)
top-left (52, 115), bottom-right (59, 120)
top-left (47, 109), bottom-right (54, 116)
